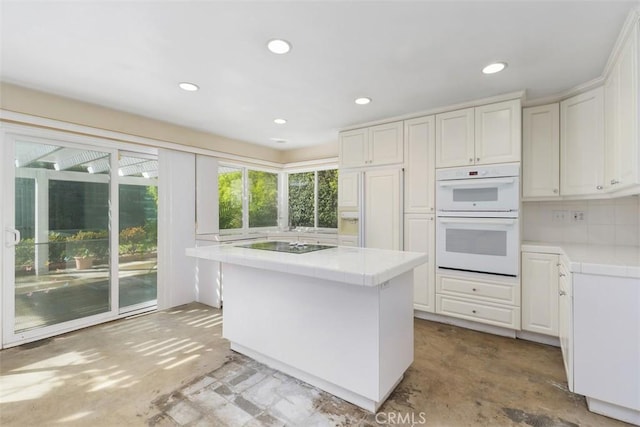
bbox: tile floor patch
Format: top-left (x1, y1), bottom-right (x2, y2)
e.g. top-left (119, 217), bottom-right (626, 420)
top-left (148, 352), bottom-right (368, 426)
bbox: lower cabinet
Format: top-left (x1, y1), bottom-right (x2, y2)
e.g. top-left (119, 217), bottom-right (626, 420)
top-left (521, 252), bottom-right (560, 336)
top-left (558, 257), bottom-right (573, 391)
top-left (404, 214), bottom-right (435, 312)
top-left (435, 271), bottom-right (521, 329)
top-left (338, 235), bottom-right (358, 247)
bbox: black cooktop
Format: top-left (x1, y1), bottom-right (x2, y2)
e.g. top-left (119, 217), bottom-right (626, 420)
top-left (238, 241), bottom-right (334, 254)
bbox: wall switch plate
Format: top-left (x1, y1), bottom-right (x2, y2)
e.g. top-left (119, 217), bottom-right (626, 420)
top-left (552, 210), bottom-right (566, 222)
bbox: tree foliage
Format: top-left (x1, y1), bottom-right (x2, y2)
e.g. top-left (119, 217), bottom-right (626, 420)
top-left (288, 172), bottom-right (314, 227)
top-left (218, 170), bottom-right (243, 230)
top-left (318, 169), bottom-right (338, 228)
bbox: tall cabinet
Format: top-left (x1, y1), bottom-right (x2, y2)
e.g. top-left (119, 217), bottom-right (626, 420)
top-left (403, 116), bottom-right (436, 313)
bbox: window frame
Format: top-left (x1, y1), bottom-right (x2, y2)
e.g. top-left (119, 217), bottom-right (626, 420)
top-left (285, 164), bottom-right (338, 232)
top-left (218, 162), bottom-right (281, 235)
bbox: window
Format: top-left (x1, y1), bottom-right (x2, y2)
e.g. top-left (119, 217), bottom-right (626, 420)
top-left (288, 168), bottom-right (338, 229)
top-left (219, 165), bottom-right (279, 231)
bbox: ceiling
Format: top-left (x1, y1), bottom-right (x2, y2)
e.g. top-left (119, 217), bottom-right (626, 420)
top-left (1, 1), bottom-right (638, 151)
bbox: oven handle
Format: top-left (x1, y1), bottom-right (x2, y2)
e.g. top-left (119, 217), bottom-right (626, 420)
top-left (437, 177), bottom-right (516, 188)
top-left (438, 217), bottom-right (517, 225)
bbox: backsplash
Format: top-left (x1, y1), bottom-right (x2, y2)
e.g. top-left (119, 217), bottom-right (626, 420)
top-left (522, 195), bottom-right (640, 246)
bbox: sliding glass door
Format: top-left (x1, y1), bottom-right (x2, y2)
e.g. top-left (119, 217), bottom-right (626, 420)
top-left (118, 153), bottom-right (158, 313)
top-left (2, 131), bottom-right (159, 346)
top-left (9, 138), bottom-right (114, 338)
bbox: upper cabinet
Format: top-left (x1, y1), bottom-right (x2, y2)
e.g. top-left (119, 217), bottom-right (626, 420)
top-left (339, 121), bottom-right (403, 168)
top-left (605, 21), bottom-right (639, 192)
top-left (434, 108), bottom-right (474, 168)
top-left (560, 87), bottom-right (605, 196)
top-left (435, 99), bottom-right (521, 168)
top-left (404, 115), bottom-right (435, 213)
top-left (522, 104), bottom-right (560, 198)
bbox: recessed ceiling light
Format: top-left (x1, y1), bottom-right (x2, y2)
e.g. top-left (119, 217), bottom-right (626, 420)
top-left (274, 118), bottom-right (287, 125)
top-left (178, 82), bottom-right (199, 91)
top-left (270, 138), bottom-right (287, 144)
top-left (355, 97), bottom-right (371, 105)
top-left (267, 39), bottom-right (291, 54)
top-left (482, 62), bottom-right (507, 74)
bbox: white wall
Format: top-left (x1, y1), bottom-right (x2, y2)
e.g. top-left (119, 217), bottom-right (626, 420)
top-left (522, 196), bottom-right (640, 246)
top-left (158, 149), bottom-right (197, 309)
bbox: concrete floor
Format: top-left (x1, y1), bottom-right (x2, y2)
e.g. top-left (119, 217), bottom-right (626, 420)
top-left (0, 303), bottom-right (631, 426)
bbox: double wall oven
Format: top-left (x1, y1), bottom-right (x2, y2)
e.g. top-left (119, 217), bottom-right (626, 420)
top-left (435, 163), bottom-right (520, 277)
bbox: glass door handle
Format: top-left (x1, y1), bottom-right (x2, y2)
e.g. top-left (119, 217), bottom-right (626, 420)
top-left (4, 227), bottom-right (21, 247)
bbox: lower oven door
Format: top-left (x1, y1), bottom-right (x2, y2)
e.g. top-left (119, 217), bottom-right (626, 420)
top-left (436, 216), bottom-right (519, 276)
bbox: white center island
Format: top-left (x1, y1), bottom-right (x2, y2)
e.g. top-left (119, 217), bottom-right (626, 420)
top-left (186, 242), bottom-right (427, 412)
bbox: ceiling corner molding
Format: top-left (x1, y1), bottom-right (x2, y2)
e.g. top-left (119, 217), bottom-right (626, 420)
top-left (603, 6), bottom-right (640, 78)
top-left (282, 157), bottom-right (339, 171)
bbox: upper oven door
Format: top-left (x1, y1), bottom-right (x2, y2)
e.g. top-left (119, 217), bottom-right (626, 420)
top-left (436, 176), bottom-right (519, 212)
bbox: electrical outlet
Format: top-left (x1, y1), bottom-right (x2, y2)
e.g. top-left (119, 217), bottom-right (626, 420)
top-left (572, 211), bottom-right (585, 221)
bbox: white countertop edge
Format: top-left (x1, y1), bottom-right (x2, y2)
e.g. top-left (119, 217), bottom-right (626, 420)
top-left (186, 245), bottom-right (427, 287)
top-left (521, 241), bottom-right (640, 279)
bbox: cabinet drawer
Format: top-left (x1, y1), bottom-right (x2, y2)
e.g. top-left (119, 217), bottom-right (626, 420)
top-left (436, 295), bottom-right (521, 329)
top-left (436, 274), bottom-right (519, 305)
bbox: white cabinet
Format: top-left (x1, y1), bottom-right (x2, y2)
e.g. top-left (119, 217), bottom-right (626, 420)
top-left (338, 235), bottom-right (358, 247)
top-left (339, 121), bottom-right (403, 168)
top-left (558, 257), bottom-right (573, 391)
top-left (435, 107), bottom-right (474, 168)
top-left (404, 214), bottom-right (435, 313)
top-left (195, 155), bottom-right (219, 235)
top-left (521, 252), bottom-right (559, 337)
top-left (338, 170), bottom-right (359, 208)
top-left (435, 271), bottom-right (521, 329)
top-left (364, 168), bottom-right (402, 250)
top-left (475, 100), bottom-right (522, 165)
top-left (573, 273), bottom-right (640, 424)
top-left (339, 128), bottom-right (368, 168)
top-left (522, 104), bottom-right (560, 198)
top-left (560, 87), bottom-right (605, 196)
top-left (435, 99), bottom-right (521, 168)
top-left (404, 115), bottom-right (435, 213)
top-left (605, 22), bottom-right (639, 192)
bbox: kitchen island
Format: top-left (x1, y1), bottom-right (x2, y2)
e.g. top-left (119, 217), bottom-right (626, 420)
top-left (186, 242), bottom-right (427, 412)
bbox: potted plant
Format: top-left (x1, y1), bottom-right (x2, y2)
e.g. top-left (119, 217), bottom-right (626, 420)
top-left (73, 247), bottom-right (94, 270)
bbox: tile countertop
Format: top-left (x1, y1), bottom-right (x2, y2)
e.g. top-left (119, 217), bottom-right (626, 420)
top-left (522, 241), bottom-right (640, 279)
top-left (186, 243), bottom-right (427, 287)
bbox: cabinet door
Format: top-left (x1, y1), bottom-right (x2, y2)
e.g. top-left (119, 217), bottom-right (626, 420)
top-left (560, 87), bottom-right (605, 196)
top-left (435, 108), bottom-right (475, 168)
top-left (338, 170), bottom-right (359, 208)
top-left (614, 24), bottom-right (639, 189)
top-left (558, 261), bottom-right (573, 391)
top-left (521, 252), bottom-right (559, 336)
top-left (404, 116), bottom-right (435, 213)
top-left (369, 121), bottom-right (404, 166)
top-left (522, 104), bottom-right (560, 198)
top-left (404, 214), bottom-right (435, 313)
top-left (475, 99), bottom-right (521, 165)
top-left (339, 128), bottom-right (368, 168)
top-left (604, 64), bottom-right (619, 191)
top-left (364, 168), bottom-right (401, 250)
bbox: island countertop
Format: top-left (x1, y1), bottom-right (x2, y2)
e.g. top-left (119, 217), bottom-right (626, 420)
top-left (186, 242), bottom-right (427, 287)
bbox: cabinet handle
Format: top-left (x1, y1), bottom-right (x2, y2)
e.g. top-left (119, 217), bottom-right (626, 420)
top-left (472, 288), bottom-right (477, 292)
top-left (469, 158), bottom-right (473, 163)
top-left (559, 290), bottom-right (567, 296)
top-left (556, 263), bottom-right (561, 267)
top-left (553, 189), bottom-right (558, 194)
top-left (476, 157), bottom-right (480, 162)
top-left (559, 273), bottom-right (566, 277)
top-left (472, 310), bottom-right (477, 314)
top-left (596, 185), bottom-right (603, 190)
top-left (610, 179), bottom-right (619, 185)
